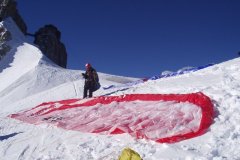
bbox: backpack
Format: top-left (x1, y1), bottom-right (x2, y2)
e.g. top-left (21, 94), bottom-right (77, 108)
top-left (92, 69), bottom-right (100, 92)
top-left (92, 81), bottom-right (101, 92)
top-left (118, 148), bottom-right (142, 160)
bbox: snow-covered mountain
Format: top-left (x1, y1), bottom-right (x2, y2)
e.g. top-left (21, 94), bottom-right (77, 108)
top-left (0, 18), bottom-right (138, 115)
top-left (0, 18), bottom-right (240, 160)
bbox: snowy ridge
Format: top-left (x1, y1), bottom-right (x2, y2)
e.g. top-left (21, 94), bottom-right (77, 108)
top-left (102, 63), bottom-right (214, 90)
top-left (0, 18), bottom-right (240, 159)
top-left (0, 18), bottom-right (43, 92)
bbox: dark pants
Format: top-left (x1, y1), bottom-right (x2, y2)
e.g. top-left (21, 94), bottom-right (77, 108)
top-left (83, 82), bottom-right (94, 98)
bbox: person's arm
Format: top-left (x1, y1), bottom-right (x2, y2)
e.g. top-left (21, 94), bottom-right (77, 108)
top-left (82, 73), bottom-right (88, 79)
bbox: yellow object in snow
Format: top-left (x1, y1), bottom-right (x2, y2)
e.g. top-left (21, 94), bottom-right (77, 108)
top-left (118, 148), bottom-right (142, 160)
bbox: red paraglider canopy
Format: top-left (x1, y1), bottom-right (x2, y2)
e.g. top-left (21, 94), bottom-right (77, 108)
top-left (10, 92), bottom-right (213, 143)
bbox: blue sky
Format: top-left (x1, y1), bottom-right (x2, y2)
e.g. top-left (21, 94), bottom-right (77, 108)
top-left (18, 0), bottom-right (240, 78)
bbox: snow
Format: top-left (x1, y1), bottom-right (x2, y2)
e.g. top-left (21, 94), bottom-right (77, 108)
top-left (1, 18), bottom-right (240, 159)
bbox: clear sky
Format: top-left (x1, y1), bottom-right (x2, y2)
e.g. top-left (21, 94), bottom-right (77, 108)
top-left (18, 0), bottom-right (240, 78)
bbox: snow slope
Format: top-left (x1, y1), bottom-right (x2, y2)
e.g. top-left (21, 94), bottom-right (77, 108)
top-left (0, 18), bottom-right (240, 160)
top-left (0, 19), bottom-right (138, 115)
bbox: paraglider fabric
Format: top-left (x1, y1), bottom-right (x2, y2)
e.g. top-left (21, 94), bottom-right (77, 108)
top-left (10, 92), bottom-right (213, 143)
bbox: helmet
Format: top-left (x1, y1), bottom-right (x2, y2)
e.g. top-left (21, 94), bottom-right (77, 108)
top-left (85, 63), bottom-right (91, 68)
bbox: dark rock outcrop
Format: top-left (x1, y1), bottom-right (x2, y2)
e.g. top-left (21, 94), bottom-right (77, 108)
top-left (0, 0), bottom-right (68, 68)
top-left (34, 25), bottom-right (67, 68)
top-left (0, 0), bottom-right (27, 34)
top-left (0, 24), bottom-right (11, 60)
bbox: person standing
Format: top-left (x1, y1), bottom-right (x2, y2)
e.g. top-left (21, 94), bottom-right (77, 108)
top-left (82, 63), bottom-right (99, 98)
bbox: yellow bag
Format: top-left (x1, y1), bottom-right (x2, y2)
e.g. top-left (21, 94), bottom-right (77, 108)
top-left (118, 148), bottom-right (142, 160)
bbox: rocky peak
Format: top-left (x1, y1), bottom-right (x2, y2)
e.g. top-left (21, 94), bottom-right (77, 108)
top-left (34, 24), bottom-right (67, 68)
top-left (0, 0), bottom-right (27, 34)
top-left (0, 0), bottom-right (68, 68)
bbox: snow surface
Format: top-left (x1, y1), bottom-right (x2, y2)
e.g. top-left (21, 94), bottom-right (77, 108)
top-left (0, 18), bottom-right (240, 159)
